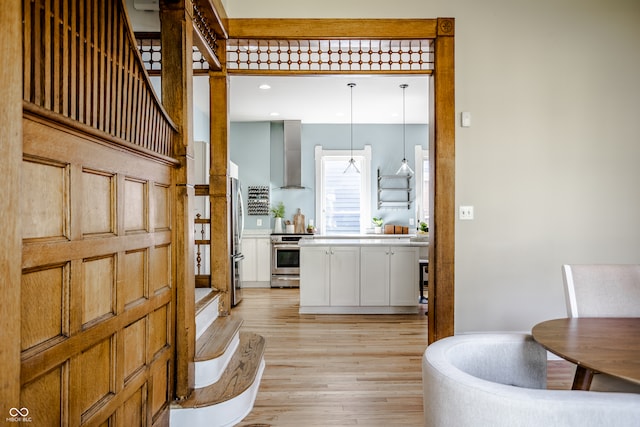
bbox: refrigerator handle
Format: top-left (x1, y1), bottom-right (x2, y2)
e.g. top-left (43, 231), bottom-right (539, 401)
top-left (238, 186), bottom-right (245, 241)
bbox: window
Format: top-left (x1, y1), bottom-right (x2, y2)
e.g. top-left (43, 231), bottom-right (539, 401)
top-left (414, 145), bottom-right (429, 226)
top-left (315, 145), bottom-right (371, 235)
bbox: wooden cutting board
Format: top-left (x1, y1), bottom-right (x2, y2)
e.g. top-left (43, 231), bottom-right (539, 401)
top-left (293, 209), bottom-right (305, 233)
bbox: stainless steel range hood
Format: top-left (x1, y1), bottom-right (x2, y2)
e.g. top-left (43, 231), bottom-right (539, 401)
top-left (282, 120), bottom-right (305, 189)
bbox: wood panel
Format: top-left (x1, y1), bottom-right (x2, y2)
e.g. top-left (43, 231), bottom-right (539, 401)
top-left (82, 255), bottom-right (116, 326)
top-left (20, 365), bottom-right (64, 426)
top-left (21, 157), bottom-right (69, 240)
top-left (21, 115), bottom-right (174, 426)
top-left (124, 249), bottom-right (148, 307)
top-left (124, 317), bottom-right (147, 381)
top-left (82, 169), bottom-right (116, 236)
top-left (227, 18), bottom-right (438, 39)
top-left (125, 178), bottom-right (148, 233)
top-left (21, 263), bottom-right (69, 351)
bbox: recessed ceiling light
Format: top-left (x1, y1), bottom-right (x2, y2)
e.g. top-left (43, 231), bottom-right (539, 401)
top-left (259, 84), bottom-right (271, 90)
top-left (269, 112), bottom-right (280, 116)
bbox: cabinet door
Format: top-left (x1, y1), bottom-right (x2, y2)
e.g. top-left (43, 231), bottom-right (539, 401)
top-left (242, 238), bottom-right (258, 281)
top-left (389, 246), bottom-right (419, 306)
top-left (300, 247), bottom-right (330, 306)
top-left (330, 246), bottom-right (360, 306)
top-left (360, 247), bottom-right (390, 306)
top-left (256, 237), bottom-right (272, 281)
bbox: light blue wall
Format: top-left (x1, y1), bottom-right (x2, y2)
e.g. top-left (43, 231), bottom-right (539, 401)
top-left (231, 121), bottom-right (428, 232)
top-left (230, 122), bottom-right (272, 230)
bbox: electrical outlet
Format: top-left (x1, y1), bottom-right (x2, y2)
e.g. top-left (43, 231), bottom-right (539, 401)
top-left (409, 218), bottom-right (414, 226)
top-left (257, 218), bottom-right (262, 226)
top-left (459, 205), bottom-right (474, 220)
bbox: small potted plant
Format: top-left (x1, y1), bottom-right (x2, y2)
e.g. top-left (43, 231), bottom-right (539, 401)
top-left (418, 221), bottom-right (429, 234)
top-left (372, 217), bottom-right (384, 234)
top-left (271, 202), bottom-right (285, 233)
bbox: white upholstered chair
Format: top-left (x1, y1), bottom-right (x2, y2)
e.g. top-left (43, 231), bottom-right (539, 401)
top-left (561, 264), bottom-right (640, 392)
top-left (562, 264), bottom-right (640, 318)
top-left (422, 333), bottom-right (640, 427)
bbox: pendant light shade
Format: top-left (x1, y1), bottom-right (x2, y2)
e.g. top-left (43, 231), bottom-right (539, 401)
top-left (396, 84), bottom-right (414, 176)
top-left (344, 82), bottom-right (360, 174)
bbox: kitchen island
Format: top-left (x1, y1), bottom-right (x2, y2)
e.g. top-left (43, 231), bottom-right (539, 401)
top-left (298, 236), bottom-right (428, 314)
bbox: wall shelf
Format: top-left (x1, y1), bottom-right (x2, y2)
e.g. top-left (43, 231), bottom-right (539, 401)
top-left (377, 168), bottom-right (412, 209)
top-left (247, 186), bottom-right (270, 215)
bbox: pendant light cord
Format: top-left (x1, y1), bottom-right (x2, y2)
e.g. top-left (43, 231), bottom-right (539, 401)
top-left (401, 83), bottom-right (408, 160)
top-left (349, 82), bottom-right (355, 157)
top-left (396, 83), bottom-right (414, 176)
top-left (344, 82), bottom-right (360, 174)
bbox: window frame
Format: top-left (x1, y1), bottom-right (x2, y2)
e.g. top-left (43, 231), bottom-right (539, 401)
top-left (314, 145), bottom-right (372, 235)
top-left (414, 144), bottom-right (429, 226)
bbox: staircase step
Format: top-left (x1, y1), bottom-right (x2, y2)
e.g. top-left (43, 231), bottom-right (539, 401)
top-left (196, 316), bottom-right (243, 362)
top-left (195, 289), bottom-right (220, 339)
top-left (171, 332), bottom-right (266, 426)
top-left (194, 316), bottom-right (243, 388)
top-left (195, 288), bottom-right (219, 314)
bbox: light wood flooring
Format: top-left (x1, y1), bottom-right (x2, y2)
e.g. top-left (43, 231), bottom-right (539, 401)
top-left (233, 288), bottom-right (575, 426)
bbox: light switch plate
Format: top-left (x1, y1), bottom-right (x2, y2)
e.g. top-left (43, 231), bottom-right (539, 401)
top-left (459, 205), bottom-right (474, 220)
top-left (461, 112), bottom-right (471, 127)
top-left (257, 218), bottom-right (263, 226)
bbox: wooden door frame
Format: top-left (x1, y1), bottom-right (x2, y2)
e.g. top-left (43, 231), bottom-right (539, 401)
top-left (218, 18), bottom-right (455, 343)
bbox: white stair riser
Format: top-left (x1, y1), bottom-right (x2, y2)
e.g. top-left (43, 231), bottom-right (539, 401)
top-left (171, 358), bottom-right (265, 427)
top-left (194, 333), bottom-right (240, 389)
top-left (195, 301), bottom-right (219, 340)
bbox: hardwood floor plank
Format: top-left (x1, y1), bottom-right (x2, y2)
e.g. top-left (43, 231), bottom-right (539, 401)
top-left (234, 288), bottom-right (428, 426)
top-left (233, 288), bottom-right (575, 426)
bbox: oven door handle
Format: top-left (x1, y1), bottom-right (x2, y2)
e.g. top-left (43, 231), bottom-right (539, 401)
top-left (273, 244), bottom-right (300, 249)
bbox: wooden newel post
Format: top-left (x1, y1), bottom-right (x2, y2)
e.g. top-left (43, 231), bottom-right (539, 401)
top-left (160, 0), bottom-right (196, 400)
top-left (209, 51), bottom-right (232, 316)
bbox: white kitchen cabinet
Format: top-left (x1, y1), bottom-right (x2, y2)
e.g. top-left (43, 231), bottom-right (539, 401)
top-left (300, 241), bottom-right (421, 314)
top-left (242, 235), bottom-right (271, 285)
top-left (300, 246), bottom-right (330, 306)
top-left (389, 246), bottom-right (419, 306)
top-left (256, 237), bottom-right (271, 281)
top-left (360, 247), bottom-right (390, 306)
top-left (360, 246), bottom-right (418, 306)
top-left (329, 246), bottom-right (360, 306)
top-left (242, 238), bottom-right (258, 281)
top-left (300, 246), bottom-right (360, 306)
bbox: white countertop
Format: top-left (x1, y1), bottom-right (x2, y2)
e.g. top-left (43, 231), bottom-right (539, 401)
top-left (299, 236), bottom-right (428, 247)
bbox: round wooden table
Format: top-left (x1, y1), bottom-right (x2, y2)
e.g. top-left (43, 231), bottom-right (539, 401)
top-left (532, 317), bottom-right (640, 390)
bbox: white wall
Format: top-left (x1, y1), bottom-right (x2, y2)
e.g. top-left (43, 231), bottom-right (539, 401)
top-left (224, 0), bottom-right (640, 333)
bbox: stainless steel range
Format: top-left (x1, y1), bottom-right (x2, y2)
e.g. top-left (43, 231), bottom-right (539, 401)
top-left (270, 233), bottom-right (311, 288)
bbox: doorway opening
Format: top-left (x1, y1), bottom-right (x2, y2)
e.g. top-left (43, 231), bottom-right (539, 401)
top-left (219, 18), bottom-right (456, 343)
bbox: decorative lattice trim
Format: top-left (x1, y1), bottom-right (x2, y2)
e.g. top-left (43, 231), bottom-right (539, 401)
top-left (226, 39), bottom-right (433, 72)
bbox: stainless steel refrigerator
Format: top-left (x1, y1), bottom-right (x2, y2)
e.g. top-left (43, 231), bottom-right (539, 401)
top-left (230, 177), bottom-right (245, 306)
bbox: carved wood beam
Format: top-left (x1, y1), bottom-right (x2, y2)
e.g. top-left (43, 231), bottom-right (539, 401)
top-left (192, 0), bottom-right (228, 71)
top-left (228, 18), bottom-right (438, 39)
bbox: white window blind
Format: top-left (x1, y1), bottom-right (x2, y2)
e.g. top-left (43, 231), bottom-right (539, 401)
top-left (323, 158), bottom-right (362, 234)
top-left (315, 145), bottom-right (371, 235)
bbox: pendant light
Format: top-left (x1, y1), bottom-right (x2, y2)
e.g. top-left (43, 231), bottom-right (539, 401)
top-left (344, 82), bottom-right (360, 174)
top-left (396, 83), bottom-right (414, 176)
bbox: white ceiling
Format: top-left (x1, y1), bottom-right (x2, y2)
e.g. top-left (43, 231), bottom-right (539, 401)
top-left (227, 75), bottom-right (429, 124)
top-left (125, 4), bottom-right (430, 125)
